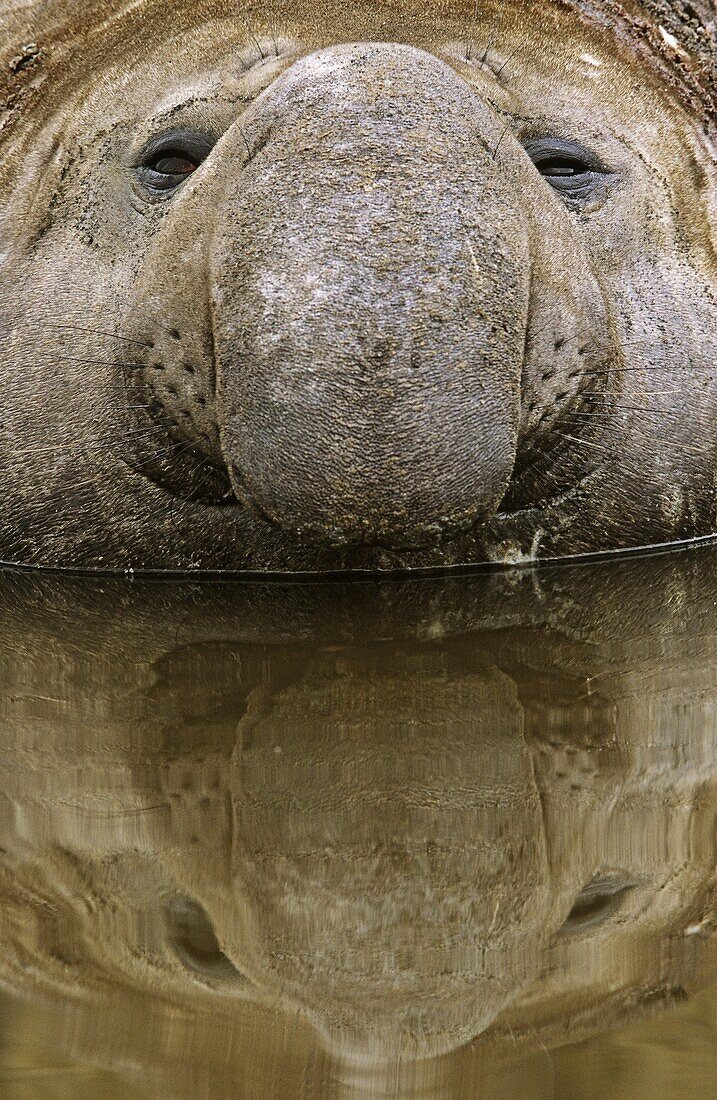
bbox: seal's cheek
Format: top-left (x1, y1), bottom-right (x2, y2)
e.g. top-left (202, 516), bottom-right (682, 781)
top-left (117, 171), bottom-right (237, 505)
top-left (499, 151), bottom-right (618, 513)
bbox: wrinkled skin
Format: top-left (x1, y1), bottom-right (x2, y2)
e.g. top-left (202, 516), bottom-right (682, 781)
top-left (0, 0), bottom-right (716, 571)
top-left (2, 548), bottom-right (717, 1098)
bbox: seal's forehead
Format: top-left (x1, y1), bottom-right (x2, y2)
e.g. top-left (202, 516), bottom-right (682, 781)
top-left (0, 1), bottom-right (698, 119)
top-left (0, 0), bottom-right (713, 90)
top-left (3, 0), bottom-right (714, 62)
top-left (0, 0), bottom-right (713, 180)
top-left (0, 0), bottom-right (711, 111)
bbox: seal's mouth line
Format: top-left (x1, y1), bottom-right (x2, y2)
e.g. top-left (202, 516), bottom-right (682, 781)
top-left (224, 451), bottom-right (500, 551)
top-left (167, 313), bottom-right (605, 545)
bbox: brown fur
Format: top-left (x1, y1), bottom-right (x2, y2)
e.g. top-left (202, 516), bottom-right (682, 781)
top-left (0, 1), bottom-right (715, 571)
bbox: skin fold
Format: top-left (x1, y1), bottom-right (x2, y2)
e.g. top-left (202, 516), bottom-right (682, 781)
top-left (0, 0), bottom-right (715, 572)
top-left (1, 547), bottom-right (717, 1096)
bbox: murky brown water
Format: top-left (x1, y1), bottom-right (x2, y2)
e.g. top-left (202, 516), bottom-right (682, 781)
top-left (2, 546), bottom-right (717, 1098)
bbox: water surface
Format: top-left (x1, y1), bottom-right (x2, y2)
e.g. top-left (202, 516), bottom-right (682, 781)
top-left (1, 546), bottom-right (717, 1097)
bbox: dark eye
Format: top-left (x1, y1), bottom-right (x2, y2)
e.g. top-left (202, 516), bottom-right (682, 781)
top-left (522, 138), bottom-right (609, 200)
top-left (136, 131), bottom-right (214, 195)
top-left (150, 152), bottom-right (199, 179)
top-left (559, 873), bottom-right (637, 934)
top-left (534, 155), bottom-right (592, 181)
top-left (164, 896), bottom-right (244, 981)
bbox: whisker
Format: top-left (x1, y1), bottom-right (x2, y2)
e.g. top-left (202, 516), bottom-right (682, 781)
top-left (120, 309), bottom-right (190, 340)
top-left (20, 305), bottom-right (190, 341)
top-left (555, 328), bottom-right (592, 349)
top-left (495, 45), bottom-right (522, 76)
top-left (29, 323), bottom-right (153, 349)
top-left (583, 364), bottom-right (703, 376)
top-left (507, 450), bottom-right (567, 491)
top-left (51, 476), bottom-right (103, 494)
top-left (131, 440), bottom-right (198, 470)
top-left (269, 19), bottom-right (280, 58)
top-left (237, 124), bottom-right (253, 160)
top-left (29, 353), bottom-right (148, 370)
top-left (239, 12), bottom-right (266, 61)
top-left (554, 431), bottom-right (612, 451)
top-left (527, 322), bottom-right (592, 348)
top-left (492, 120), bottom-right (512, 158)
top-left (584, 389), bottom-right (679, 398)
top-left (563, 417), bottom-right (708, 457)
top-left (573, 403), bottom-right (675, 413)
top-left (479, 0), bottom-right (507, 66)
top-left (527, 316), bottom-right (565, 340)
top-left (18, 426), bottom-right (169, 457)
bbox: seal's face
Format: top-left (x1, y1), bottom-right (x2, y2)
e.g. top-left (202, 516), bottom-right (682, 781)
top-left (1, 0), bottom-right (715, 570)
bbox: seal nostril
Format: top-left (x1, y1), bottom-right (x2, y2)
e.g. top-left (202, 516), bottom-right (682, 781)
top-left (169, 328), bottom-right (181, 341)
top-left (183, 363), bottom-right (196, 375)
top-left (151, 362), bottom-right (165, 371)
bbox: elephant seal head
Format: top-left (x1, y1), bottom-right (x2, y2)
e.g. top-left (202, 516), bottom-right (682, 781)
top-left (0, 0), bottom-right (715, 571)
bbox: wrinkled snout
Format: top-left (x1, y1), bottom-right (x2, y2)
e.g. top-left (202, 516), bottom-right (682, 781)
top-left (213, 43), bottom-right (530, 549)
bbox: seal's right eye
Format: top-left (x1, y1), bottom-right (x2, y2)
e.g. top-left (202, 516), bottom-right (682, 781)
top-left (147, 152), bottom-right (199, 185)
top-left (136, 132), bottom-right (214, 196)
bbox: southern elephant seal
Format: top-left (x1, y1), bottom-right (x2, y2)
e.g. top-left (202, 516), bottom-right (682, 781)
top-left (0, 0), bottom-right (715, 571)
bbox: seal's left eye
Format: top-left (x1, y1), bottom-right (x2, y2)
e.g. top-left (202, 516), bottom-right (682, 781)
top-left (534, 155), bottom-right (591, 179)
top-left (521, 137), bottom-right (609, 202)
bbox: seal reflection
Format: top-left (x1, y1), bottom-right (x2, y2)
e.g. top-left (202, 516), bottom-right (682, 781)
top-left (1, 549), bottom-right (717, 1097)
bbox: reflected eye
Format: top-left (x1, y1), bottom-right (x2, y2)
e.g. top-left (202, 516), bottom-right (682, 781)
top-left (559, 873), bottom-right (637, 934)
top-left (164, 895), bottom-right (244, 981)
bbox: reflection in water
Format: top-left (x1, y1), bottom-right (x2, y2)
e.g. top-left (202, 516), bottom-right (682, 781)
top-left (1, 547), bottom-right (717, 1097)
